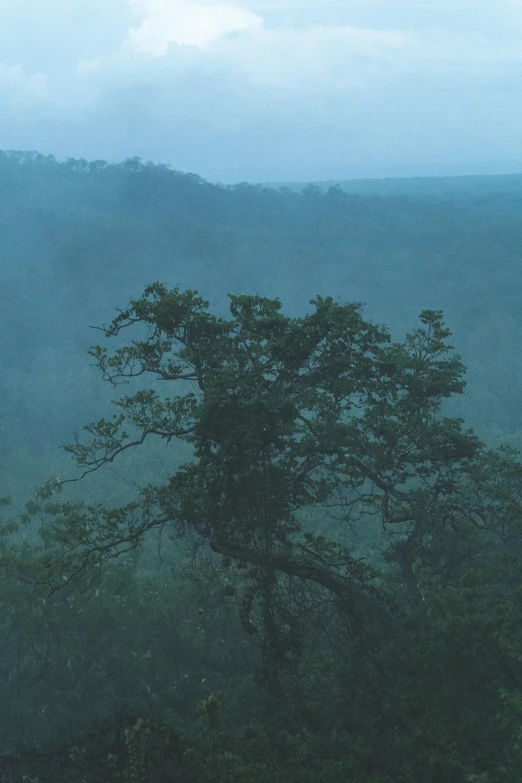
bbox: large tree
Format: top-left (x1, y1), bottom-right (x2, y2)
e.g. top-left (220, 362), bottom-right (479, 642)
top-left (51, 285), bottom-right (506, 639)
top-left (10, 283), bottom-right (522, 780)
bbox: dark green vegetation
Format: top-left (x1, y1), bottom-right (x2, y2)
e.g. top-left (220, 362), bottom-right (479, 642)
top-left (2, 152), bottom-right (522, 780)
top-left (0, 286), bottom-right (521, 782)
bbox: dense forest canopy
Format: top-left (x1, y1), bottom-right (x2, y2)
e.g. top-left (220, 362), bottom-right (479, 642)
top-left (2, 151), bottom-right (522, 781)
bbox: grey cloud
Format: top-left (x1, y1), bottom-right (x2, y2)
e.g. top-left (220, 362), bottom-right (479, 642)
top-left (1, 0), bottom-right (522, 181)
top-left (0, 0), bottom-right (131, 72)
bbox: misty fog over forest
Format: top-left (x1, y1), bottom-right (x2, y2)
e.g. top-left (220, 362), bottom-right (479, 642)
top-left (2, 2), bottom-right (522, 782)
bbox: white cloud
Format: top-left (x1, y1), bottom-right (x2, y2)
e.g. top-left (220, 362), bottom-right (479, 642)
top-left (192, 23), bottom-right (406, 94)
top-left (0, 62), bottom-right (49, 108)
top-left (126, 0), bottom-right (264, 54)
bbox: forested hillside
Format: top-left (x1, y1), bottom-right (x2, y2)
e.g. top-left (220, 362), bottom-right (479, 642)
top-left (2, 150), bottom-right (522, 485)
top-left (2, 151), bottom-right (522, 782)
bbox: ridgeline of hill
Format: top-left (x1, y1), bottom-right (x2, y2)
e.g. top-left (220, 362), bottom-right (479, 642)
top-left (2, 149), bottom-right (522, 479)
top-left (270, 172), bottom-right (522, 199)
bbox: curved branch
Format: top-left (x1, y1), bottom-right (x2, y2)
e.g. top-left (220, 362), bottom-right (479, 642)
top-left (209, 534), bottom-right (386, 632)
top-left (62, 424), bottom-right (195, 483)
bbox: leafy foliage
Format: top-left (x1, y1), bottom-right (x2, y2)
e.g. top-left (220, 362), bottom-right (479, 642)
top-left (2, 284), bottom-right (522, 781)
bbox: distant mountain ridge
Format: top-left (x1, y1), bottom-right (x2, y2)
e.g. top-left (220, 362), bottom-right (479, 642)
top-left (267, 173), bottom-right (522, 199)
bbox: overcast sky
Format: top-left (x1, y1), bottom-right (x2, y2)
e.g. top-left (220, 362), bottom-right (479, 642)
top-left (1, 0), bottom-right (521, 182)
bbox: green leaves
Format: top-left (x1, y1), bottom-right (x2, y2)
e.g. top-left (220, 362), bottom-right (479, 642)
top-left (31, 283), bottom-right (522, 780)
top-left (63, 287), bottom-right (482, 616)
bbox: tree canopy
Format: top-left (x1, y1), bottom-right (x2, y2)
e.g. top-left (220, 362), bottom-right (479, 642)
top-left (58, 286), bottom-right (464, 595)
